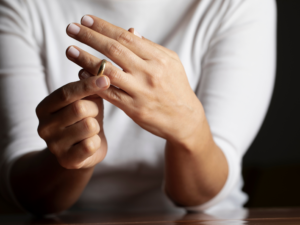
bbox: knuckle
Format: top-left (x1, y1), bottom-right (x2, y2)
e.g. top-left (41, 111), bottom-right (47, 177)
top-left (82, 79), bottom-right (93, 93)
top-left (107, 68), bottom-right (128, 84)
top-left (158, 56), bottom-right (169, 67)
top-left (57, 158), bottom-right (68, 169)
top-left (48, 141), bottom-right (60, 154)
top-left (107, 89), bottom-right (122, 102)
top-left (59, 85), bottom-right (71, 102)
top-left (132, 107), bottom-right (148, 122)
top-left (107, 66), bottom-right (119, 81)
top-left (35, 104), bottom-right (43, 118)
top-left (96, 21), bottom-right (106, 33)
top-left (72, 101), bottom-right (86, 118)
top-left (58, 158), bottom-right (79, 170)
top-left (70, 163), bottom-right (82, 170)
top-left (83, 117), bottom-right (99, 133)
top-left (117, 31), bottom-right (133, 45)
top-left (83, 54), bottom-right (94, 68)
top-left (37, 124), bottom-right (49, 140)
top-left (82, 139), bottom-right (96, 155)
top-left (147, 72), bottom-right (160, 84)
top-left (144, 68), bottom-right (161, 87)
top-left (81, 31), bottom-right (94, 43)
top-left (107, 42), bottom-right (123, 56)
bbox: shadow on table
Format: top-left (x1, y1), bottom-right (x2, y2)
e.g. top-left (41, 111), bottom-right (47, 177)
top-left (0, 209), bottom-right (249, 225)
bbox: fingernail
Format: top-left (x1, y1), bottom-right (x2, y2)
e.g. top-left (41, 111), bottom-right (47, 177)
top-left (81, 15), bottom-right (94, 27)
top-left (67, 46), bottom-right (80, 58)
top-left (133, 29), bottom-right (142, 38)
top-left (96, 76), bottom-right (108, 89)
top-left (67, 23), bottom-right (80, 35)
top-left (81, 70), bottom-right (91, 79)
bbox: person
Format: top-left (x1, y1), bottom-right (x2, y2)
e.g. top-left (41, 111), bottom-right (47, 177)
top-left (0, 0), bottom-right (276, 215)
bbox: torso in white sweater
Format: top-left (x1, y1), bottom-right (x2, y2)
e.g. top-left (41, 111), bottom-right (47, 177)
top-left (0, 0), bottom-right (276, 213)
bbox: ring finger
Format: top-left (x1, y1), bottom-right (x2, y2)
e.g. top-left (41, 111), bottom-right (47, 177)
top-left (59, 135), bottom-right (102, 169)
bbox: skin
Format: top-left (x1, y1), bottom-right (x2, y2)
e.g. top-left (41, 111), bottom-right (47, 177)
top-left (10, 15), bottom-right (228, 215)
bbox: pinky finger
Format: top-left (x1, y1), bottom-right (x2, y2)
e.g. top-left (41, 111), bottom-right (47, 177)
top-left (128, 29), bottom-right (178, 60)
top-left (60, 135), bottom-right (101, 169)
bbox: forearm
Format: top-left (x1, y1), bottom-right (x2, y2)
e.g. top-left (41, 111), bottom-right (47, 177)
top-left (164, 117), bottom-right (228, 207)
top-left (10, 149), bottom-right (94, 215)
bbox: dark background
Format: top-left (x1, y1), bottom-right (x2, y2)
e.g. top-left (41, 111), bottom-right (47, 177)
top-left (242, 0), bottom-right (300, 207)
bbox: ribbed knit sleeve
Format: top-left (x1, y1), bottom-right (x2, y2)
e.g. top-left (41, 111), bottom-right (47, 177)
top-left (0, 0), bottom-right (48, 209)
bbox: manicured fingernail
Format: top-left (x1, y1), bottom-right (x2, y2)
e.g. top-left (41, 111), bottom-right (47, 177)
top-left (81, 15), bottom-right (94, 27)
top-left (96, 76), bottom-right (108, 89)
top-left (133, 29), bottom-right (142, 38)
top-left (67, 46), bottom-right (80, 58)
top-left (67, 23), bottom-right (80, 35)
top-left (81, 70), bottom-right (91, 79)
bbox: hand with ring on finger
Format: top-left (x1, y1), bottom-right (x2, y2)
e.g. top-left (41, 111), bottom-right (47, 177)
top-left (66, 15), bottom-right (204, 146)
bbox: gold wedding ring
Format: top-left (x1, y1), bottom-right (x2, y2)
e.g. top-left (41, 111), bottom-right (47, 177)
top-left (97, 59), bottom-right (107, 76)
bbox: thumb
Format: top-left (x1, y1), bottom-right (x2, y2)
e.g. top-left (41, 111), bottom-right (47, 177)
top-left (78, 69), bottom-right (111, 91)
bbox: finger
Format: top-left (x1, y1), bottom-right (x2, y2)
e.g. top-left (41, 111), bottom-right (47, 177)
top-left (38, 99), bottom-right (99, 138)
top-left (127, 28), bottom-right (179, 60)
top-left (80, 15), bottom-right (163, 60)
top-left (59, 135), bottom-right (101, 170)
top-left (52, 99), bottom-right (99, 128)
top-left (97, 85), bottom-right (133, 112)
top-left (76, 70), bottom-right (135, 110)
top-left (66, 46), bottom-right (137, 95)
top-left (77, 71), bottom-right (106, 99)
top-left (78, 69), bottom-right (93, 80)
top-left (66, 23), bottom-right (144, 73)
top-left (128, 28), bottom-right (142, 39)
top-left (138, 34), bottom-right (179, 60)
top-left (36, 75), bottom-right (110, 116)
top-left (58, 117), bottom-right (100, 149)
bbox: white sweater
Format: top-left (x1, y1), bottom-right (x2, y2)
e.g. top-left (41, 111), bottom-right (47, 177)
top-left (0, 0), bottom-right (276, 213)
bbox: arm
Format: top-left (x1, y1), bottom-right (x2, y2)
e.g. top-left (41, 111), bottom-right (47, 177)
top-left (9, 76), bottom-right (111, 215)
top-left (10, 149), bottom-right (94, 214)
top-left (0, 1), bottom-right (110, 215)
top-left (0, 73), bottom-right (104, 215)
top-left (165, 0), bottom-right (277, 208)
top-left (164, 117), bottom-right (228, 206)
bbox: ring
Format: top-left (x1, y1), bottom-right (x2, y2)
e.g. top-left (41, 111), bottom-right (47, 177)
top-left (97, 59), bottom-right (107, 76)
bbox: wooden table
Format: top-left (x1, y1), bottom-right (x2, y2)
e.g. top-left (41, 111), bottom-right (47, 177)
top-left (1, 208), bottom-right (300, 224)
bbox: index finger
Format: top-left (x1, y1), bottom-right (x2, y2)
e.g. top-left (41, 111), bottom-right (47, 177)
top-left (80, 15), bottom-right (164, 60)
top-left (36, 76), bottom-right (110, 117)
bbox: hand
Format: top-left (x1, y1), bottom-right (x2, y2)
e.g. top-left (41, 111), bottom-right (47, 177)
top-left (66, 15), bottom-right (204, 146)
top-left (36, 76), bottom-right (110, 169)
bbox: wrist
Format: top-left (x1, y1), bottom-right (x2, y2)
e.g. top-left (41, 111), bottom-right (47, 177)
top-left (166, 104), bottom-right (209, 154)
